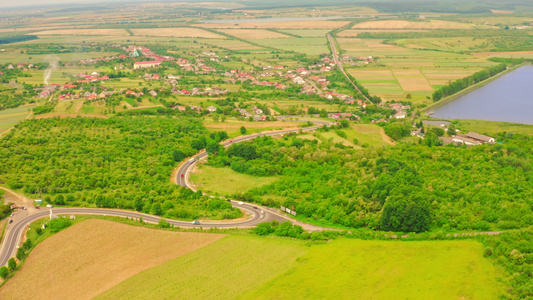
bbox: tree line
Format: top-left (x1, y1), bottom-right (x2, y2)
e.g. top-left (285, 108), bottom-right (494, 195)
top-left (432, 63), bottom-right (507, 101)
top-left (0, 116), bottom-right (241, 220)
top-left (206, 132), bottom-right (533, 233)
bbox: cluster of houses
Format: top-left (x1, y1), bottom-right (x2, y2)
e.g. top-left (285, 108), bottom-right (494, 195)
top-left (126, 46), bottom-right (174, 62)
top-left (6, 63), bottom-right (38, 70)
top-left (328, 112), bottom-right (360, 121)
top-left (320, 91), bottom-right (355, 102)
top-left (448, 132), bottom-right (495, 146)
top-left (170, 86), bottom-right (229, 97)
top-left (143, 73), bottom-right (160, 81)
top-left (76, 72), bottom-right (110, 83)
top-left (384, 102), bottom-right (411, 119)
top-left (412, 120), bottom-right (496, 146)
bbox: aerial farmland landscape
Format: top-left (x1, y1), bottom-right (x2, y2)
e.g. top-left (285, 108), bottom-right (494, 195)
top-left (0, 0), bottom-right (532, 299)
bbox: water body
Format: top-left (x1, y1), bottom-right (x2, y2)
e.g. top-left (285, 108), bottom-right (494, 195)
top-left (431, 65), bottom-right (533, 125)
top-left (202, 16), bottom-right (351, 23)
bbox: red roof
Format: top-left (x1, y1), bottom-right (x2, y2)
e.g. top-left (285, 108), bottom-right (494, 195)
top-left (134, 61), bottom-right (161, 65)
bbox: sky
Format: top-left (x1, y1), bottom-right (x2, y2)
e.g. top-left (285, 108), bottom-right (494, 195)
top-left (0, 0), bottom-right (131, 9)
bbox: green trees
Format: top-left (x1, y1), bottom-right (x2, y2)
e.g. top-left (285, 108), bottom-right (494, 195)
top-left (8, 258), bottom-right (16, 272)
top-left (380, 194), bottom-right (432, 233)
top-left (432, 64), bottom-right (507, 101)
top-left (383, 121), bottom-right (410, 141)
top-left (217, 133), bottom-right (533, 232)
top-left (240, 126), bottom-right (247, 135)
top-left (0, 266), bottom-right (8, 279)
top-left (0, 116), bottom-right (240, 221)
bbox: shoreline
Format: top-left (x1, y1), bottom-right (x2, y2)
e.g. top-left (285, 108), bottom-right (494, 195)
top-left (423, 62), bottom-right (529, 115)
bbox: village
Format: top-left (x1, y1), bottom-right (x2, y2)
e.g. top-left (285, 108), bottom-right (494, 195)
top-left (21, 44), bottom-right (395, 123)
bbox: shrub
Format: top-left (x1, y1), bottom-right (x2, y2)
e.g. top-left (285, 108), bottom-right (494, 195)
top-left (48, 217), bottom-right (72, 233)
top-left (483, 246), bottom-right (493, 257)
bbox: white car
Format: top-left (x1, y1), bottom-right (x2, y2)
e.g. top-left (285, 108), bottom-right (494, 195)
top-left (238, 201), bottom-right (244, 206)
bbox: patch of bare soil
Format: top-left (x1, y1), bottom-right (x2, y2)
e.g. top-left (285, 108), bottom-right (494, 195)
top-left (0, 219), bottom-right (225, 300)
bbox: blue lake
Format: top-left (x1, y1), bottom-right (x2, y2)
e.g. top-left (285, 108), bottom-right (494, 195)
top-left (430, 65), bottom-right (533, 125)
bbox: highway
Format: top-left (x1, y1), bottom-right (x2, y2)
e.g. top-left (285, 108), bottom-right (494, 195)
top-left (0, 120), bottom-right (331, 267)
top-left (327, 33), bottom-right (370, 102)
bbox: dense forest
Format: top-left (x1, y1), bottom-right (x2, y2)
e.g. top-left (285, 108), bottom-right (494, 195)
top-left (208, 132), bottom-right (533, 232)
top-left (0, 116), bottom-right (241, 220)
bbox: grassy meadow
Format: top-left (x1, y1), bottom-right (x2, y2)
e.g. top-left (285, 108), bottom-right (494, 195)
top-left (190, 164), bottom-right (279, 196)
top-left (0, 106), bottom-right (32, 132)
top-left (240, 239), bottom-right (505, 300)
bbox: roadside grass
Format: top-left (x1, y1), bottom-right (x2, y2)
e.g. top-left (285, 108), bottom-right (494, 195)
top-left (456, 119), bottom-right (533, 136)
top-left (95, 235), bottom-right (308, 300)
top-left (240, 239), bottom-right (505, 300)
top-left (190, 164), bottom-right (278, 196)
top-left (0, 106), bottom-right (32, 131)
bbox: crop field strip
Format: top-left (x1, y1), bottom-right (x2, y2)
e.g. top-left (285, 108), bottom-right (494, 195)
top-left (96, 235), bottom-right (308, 300)
top-left (193, 20), bottom-right (351, 30)
top-left (0, 220), bottom-right (226, 299)
top-left (352, 20), bottom-right (474, 30)
top-left (131, 28), bottom-right (225, 39)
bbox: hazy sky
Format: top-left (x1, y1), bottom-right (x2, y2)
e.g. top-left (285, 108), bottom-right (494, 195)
top-left (1, 0), bottom-right (130, 9)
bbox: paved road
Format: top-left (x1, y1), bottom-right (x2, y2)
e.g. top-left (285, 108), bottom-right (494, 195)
top-left (327, 33), bottom-right (369, 102)
top-left (176, 120), bottom-right (329, 189)
top-left (0, 204), bottom-right (285, 267)
top-left (0, 121), bottom-right (332, 267)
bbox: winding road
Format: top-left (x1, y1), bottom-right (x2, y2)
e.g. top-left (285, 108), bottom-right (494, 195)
top-left (0, 120), bottom-right (332, 267)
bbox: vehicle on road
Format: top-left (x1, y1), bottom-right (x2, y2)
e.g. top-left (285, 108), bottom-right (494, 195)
top-left (181, 174), bottom-right (185, 178)
top-left (238, 201), bottom-right (244, 205)
top-left (253, 206), bottom-right (258, 209)
top-left (46, 204), bottom-right (53, 208)
top-left (9, 220), bottom-right (13, 224)
top-left (192, 220), bottom-right (200, 225)
top-left (189, 158), bottom-right (196, 164)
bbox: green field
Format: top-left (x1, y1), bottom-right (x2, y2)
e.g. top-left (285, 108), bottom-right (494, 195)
top-left (455, 119), bottom-right (533, 136)
top-left (240, 239), bottom-right (505, 299)
top-left (95, 235), bottom-right (308, 300)
top-left (253, 37), bottom-right (330, 56)
top-left (0, 106), bottom-right (32, 131)
top-left (190, 164), bottom-right (278, 196)
top-left (97, 237), bottom-right (504, 299)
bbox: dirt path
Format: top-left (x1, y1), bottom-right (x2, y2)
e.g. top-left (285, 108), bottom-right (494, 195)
top-left (74, 101), bottom-right (84, 114)
top-left (379, 128), bottom-right (396, 145)
top-left (0, 187), bottom-right (32, 207)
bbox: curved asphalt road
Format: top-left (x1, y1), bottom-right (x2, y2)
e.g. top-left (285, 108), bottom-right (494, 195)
top-left (0, 120), bottom-right (330, 267)
top-left (176, 120), bottom-right (330, 188)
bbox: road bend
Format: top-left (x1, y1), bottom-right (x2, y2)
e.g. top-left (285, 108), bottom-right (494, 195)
top-left (0, 121), bottom-right (332, 267)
